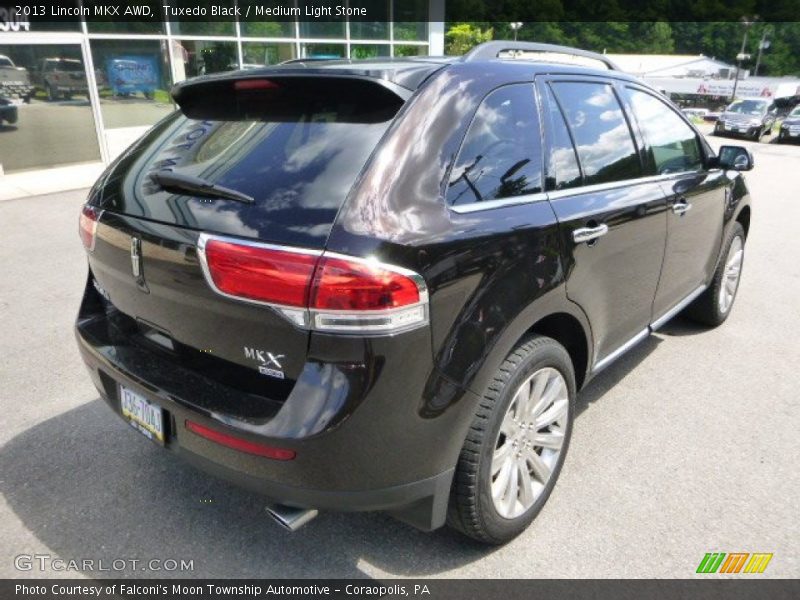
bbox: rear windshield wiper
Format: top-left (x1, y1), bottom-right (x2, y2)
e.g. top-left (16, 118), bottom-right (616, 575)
top-left (150, 171), bottom-right (254, 205)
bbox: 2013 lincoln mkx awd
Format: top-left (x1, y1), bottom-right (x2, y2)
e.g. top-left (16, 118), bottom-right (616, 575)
top-left (75, 42), bottom-right (754, 544)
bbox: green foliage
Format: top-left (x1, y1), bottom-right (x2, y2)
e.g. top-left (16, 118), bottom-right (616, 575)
top-left (445, 23), bottom-right (494, 55)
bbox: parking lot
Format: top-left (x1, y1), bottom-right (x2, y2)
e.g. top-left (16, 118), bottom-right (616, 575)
top-left (0, 131), bottom-right (798, 579)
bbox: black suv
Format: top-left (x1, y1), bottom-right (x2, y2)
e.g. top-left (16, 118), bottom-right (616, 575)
top-left (76, 42), bottom-right (753, 544)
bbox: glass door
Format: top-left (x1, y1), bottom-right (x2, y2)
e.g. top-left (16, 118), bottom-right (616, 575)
top-left (0, 38), bottom-right (103, 174)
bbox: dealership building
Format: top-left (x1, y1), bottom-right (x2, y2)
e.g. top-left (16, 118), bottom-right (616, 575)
top-left (2, 6), bottom-right (800, 198)
top-left (0, 1), bottom-right (443, 194)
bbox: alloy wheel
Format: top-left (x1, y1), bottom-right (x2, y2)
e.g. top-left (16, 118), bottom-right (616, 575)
top-left (491, 367), bottom-right (569, 519)
top-left (719, 235), bottom-right (744, 314)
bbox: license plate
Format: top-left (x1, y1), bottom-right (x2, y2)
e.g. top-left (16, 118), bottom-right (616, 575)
top-left (120, 385), bottom-right (165, 444)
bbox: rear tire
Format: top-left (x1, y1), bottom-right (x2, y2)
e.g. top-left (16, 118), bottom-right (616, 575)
top-left (683, 222), bottom-right (745, 327)
top-left (447, 335), bottom-right (575, 544)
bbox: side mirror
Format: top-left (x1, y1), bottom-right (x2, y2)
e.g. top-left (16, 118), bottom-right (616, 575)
top-left (717, 145), bottom-right (754, 171)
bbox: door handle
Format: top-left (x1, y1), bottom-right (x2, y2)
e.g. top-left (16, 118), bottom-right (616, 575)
top-left (573, 224), bottom-right (609, 244)
top-left (672, 199), bottom-right (693, 216)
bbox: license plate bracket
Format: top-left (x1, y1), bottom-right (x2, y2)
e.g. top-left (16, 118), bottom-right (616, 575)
top-left (120, 385), bottom-right (165, 445)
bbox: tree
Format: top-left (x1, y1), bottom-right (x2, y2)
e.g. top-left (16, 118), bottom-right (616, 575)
top-left (445, 23), bottom-right (494, 55)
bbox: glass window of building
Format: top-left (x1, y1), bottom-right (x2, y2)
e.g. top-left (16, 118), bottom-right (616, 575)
top-left (242, 43), bottom-right (296, 68)
top-left (172, 40), bottom-right (238, 80)
top-left (394, 45), bottom-right (428, 57)
top-left (240, 0), bottom-right (295, 37)
top-left (89, 39), bottom-right (173, 129)
top-left (0, 44), bottom-right (101, 173)
top-left (86, 2), bottom-right (164, 34)
top-left (301, 43), bottom-right (346, 59)
top-left (241, 20), bottom-right (295, 39)
top-left (299, 2), bottom-right (346, 39)
top-left (350, 45), bottom-right (391, 59)
top-left (169, 0), bottom-right (236, 37)
top-left (393, 0), bottom-right (428, 41)
top-left (349, 1), bottom-right (390, 40)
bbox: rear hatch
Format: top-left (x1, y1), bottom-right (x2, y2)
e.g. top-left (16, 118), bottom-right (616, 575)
top-left (84, 72), bottom-right (405, 411)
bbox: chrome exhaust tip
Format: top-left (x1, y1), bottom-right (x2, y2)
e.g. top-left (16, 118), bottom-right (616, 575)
top-left (265, 503), bottom-right (318, 532)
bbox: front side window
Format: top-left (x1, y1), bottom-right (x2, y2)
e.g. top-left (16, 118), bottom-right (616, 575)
top-left (625, 88), bottom-right (703, 175)
top-left (550, 81), bottom-right (641, 186)
top-left (447, 84), bottom-right (543, 207)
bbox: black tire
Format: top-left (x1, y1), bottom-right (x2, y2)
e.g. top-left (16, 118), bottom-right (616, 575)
top-left (447, 335), bottom-right (576, 544)
top-left (683, 222), bottom-right (745, 327)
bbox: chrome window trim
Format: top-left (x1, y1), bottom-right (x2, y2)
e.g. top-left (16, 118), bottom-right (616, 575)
top-left (546, 171), bottom-right (704, 201)
top-left (196, 233), bottom-right (429, 335)
top-left (449, 172), bottom-right (706, 212)
top-left (448, 192), bottom-right (548, 214)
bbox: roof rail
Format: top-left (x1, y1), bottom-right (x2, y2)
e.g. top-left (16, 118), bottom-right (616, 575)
top-left (462, 41), bottom-right (620, 71)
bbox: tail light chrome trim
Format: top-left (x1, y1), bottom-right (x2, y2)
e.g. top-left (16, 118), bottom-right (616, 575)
top-left (196, 233), bottom-right (429, 335)
top-left (196, 233), bottom-right (320, 328)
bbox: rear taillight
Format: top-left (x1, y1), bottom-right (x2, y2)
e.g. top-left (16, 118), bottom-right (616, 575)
top-left (79, 205), bottom-right (100, 251)
top-left (202, 239), bottom-right (317, 307)
top-left (197, 234), bottom-right (428, 334)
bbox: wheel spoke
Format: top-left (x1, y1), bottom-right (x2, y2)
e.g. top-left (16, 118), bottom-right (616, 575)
top-left (517, 459), bottom-right (535, 506)
top-left (492, 457), bottom-right (513, 500)
top-left (512, 385), bottom-right (530, 421)
top-left (526, 448), bottom-right (552, 483)
top-left (536, 398), bottom-right (568, 429)
top-left (500, 410), bottom-right (518, 438)
top-left (503, 460), bottom-right (519, 515)
top-left (526, 371), bottom-right (549, 417)
top-left (534, 430), bottom-right (565, 450)
top-left (492, 443), bottom-right (513, 473)
top-left (531, 372), bottom-right (563, 418)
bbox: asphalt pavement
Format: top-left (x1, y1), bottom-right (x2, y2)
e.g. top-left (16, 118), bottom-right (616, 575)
top-left (0, 131), bottom-right (798, 579)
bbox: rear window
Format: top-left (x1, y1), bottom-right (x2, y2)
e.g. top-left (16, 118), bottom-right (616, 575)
top-left (96, 80), bottom-right (401, 248)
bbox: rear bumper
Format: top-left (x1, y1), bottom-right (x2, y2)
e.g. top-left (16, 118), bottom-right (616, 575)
top-left (75, 304), bottom-right (473, 530)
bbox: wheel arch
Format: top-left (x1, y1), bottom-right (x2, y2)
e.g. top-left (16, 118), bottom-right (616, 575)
top-left (462, 293), bottom-right (595, 398)
top-left (525, 312), bottom-right (590, 390)
top-left (736, 204), bottom-right (751, 239)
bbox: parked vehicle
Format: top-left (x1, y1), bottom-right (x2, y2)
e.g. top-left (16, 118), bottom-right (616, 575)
top-left (778, 106), bottom-right (800, 143)
top-left (106, 56), bottom-right (158, 99)
top-left (0, 95), bottom-right (19, 125)
top-left (31, 57), bottom-right (89, 101)
top-left (714, 97), bottom-right (777, 141)
top-left (682, 107), bottom-right (708, 119)
top-left (0, 54), bottom-right (34, 102)
top-left (75, 42), bottom-right (753, 544)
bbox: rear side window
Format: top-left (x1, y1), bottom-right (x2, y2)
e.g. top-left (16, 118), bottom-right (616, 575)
top-left (550, 81), bottom-right (641, 186)
top-left (447, 84), bottom-right (543, 207)
top-left (624, 88), bottom-right (703, 175)
top-left (542, 85), bottom-right (582, 191)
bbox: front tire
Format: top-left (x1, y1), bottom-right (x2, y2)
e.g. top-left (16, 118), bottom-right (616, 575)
top-left (447, 335), bottom-right (575, 544)
top-left (684, 222), bottom-right (745, 326)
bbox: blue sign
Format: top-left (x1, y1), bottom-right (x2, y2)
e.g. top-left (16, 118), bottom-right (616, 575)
top-left (106, 56), bottom-right (158, 97)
